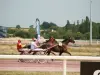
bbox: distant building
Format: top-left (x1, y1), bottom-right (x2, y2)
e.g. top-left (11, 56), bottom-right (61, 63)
top-left (0, 26), bottom-right (7, 38)
top-left (51, 29), bottom-right (56, 32)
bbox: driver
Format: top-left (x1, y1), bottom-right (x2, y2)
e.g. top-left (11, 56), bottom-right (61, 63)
top-left (28, 38), bottom-right (44, 54)
top-left (17, 40), bottom-right (28, 55)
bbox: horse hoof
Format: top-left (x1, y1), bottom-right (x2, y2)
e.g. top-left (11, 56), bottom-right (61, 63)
top-left (51, 59), bottom-right (54, 61)
top-left (18, 59), bottom-right (24, 62)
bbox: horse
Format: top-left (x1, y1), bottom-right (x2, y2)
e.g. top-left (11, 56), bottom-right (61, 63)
top-left (42, 37), bottom-right (75, 56)
top-left (23, 37), bottom-right (75, 56)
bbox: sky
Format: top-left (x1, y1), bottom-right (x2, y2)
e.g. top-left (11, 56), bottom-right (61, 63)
top-left (0, 0), bottom-right (100, 28)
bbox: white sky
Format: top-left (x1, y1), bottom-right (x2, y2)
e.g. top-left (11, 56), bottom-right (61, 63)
top-left (0, 0), bottom-right (100, 28)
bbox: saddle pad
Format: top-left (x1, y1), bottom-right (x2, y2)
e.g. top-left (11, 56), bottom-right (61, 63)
top-left (59, 42), bottom-right (62, 46)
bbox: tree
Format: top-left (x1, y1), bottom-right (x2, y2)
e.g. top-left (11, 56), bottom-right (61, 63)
top-left (65, 20), bottom-right (70, 30)
top-left (8, 28), bottom-right (17, 33)
top-left (28, 25), bottom-right (35, 38)
top-left (92, 22), bottom-right (99, 39)
top-left (79, 16), bottom-right (90, 34)
top-left (40, 21), bottom-right (50, 29)
top-left (49, 22), bottom-right (58, 30)
top-left (14, 30), bottom-right (30, 38)
top-left (49, 22), bottom-right (57, 27)
top-left (77, 20), bottom-right (79, 25)
top-left (29, 25), bottom-right (34, 28)
top-left (63, 30), bottom-right (73, 39)
top-left (84, 32), bottom-right (90, 40)
top-left (85, 16), bottom-right (90, 32)
top-left (75, 32), bottom-right (83, 40)
top-left (16, 25), bottom-right (21, 29)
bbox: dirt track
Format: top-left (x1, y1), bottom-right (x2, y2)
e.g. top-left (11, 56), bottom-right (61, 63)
top-left (0, 59), bottom-right (80, 72)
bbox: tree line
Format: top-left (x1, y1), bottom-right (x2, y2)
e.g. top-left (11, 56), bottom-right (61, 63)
top-left (7, 16), bottom-right (100, 40)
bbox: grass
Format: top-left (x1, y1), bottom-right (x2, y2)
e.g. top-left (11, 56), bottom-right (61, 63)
top-left (0, 71), bottom-right (79, 75)
top-left (82, 45), bottom-right (100, 48)
top-left (0, 44), bottom-right (18, 55)
top-left (68, 46), bottom-right (100, 56)
top-left (0, 44), bottom-right (100, 56)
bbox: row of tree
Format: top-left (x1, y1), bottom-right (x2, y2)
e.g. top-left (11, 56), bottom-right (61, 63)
top-left (7, 16), bottom-right (100, 40)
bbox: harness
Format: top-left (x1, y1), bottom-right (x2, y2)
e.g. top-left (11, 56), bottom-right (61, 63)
top-left (47, 44), bottom-right (57, 50)
top-left (62, 43), bottom-right (68, 50)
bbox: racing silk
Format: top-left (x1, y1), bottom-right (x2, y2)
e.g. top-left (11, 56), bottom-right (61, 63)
top-left (17, 42), bottom-right (22, 50)
top-left (31, 41), bottom-right (38, 50)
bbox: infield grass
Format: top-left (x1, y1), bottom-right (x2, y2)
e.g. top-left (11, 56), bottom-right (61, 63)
top-left (0, 71), bottom-right (79, 75)
top-left (0, 44), bottom-right (100, 56)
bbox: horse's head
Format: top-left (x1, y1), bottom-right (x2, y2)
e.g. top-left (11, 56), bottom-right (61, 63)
top-left (62, 37), bottom-right (75, 45)
top-left (54, 39), bottom-right (59, 44)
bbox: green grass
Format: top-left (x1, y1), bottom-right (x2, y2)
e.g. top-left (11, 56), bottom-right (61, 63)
top-left (0, 71), bottom-right (79, 75)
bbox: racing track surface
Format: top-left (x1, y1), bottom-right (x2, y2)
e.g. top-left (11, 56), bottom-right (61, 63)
top-left (0, 59), bottom-right (80, 72)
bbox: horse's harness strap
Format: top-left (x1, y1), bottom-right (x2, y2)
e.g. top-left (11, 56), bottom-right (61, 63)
top-left (62, 44), bottom-right (67, 50)
top-left (47, 44), bottom-right (57, 50)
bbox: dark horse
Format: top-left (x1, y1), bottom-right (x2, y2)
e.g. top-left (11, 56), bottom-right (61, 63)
top-left (41, 37), bottom-right (75, 56)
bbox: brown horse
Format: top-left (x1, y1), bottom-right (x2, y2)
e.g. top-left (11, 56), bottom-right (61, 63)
top-left (43, 37), bottom-right (75, 56)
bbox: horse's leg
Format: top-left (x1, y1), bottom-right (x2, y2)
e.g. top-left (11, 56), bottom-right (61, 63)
top-left (65, 51), bottom-right (71, 56)
top-left (44, 49), bottom-right (49, 55)
top-left (46, 49), bottom-right (55, 62)
top-left (28, 50), bottom-right (32, 54)
top-left (32, 51), bottom-right (37, 55)
top-left (47, 49), bottom-right (56, 55)
top-left (59, 51), bottom-right (63, 56)
top-left (58, 47), bottom-right (64, 56)
top-left (47, 49), bottom-right (51, 55)
top-left (20, 51), bottom-right (24, 55)
top-left (18, 51), bottom-right (25, 62)
top-left (51, 51), bottom-right (56, 55)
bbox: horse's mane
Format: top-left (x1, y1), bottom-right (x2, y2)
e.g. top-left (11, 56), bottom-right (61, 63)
top-left (62, 38), bottom-right (69, 43)
top-left (45, 39), bottom-right (58, 43)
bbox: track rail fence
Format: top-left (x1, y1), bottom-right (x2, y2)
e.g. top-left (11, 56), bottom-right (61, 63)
top-left (0, 55), bottom-right (100, 75)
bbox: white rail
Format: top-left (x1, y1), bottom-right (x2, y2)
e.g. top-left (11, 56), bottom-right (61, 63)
top-left (0, 55), bottom-right (100, 75)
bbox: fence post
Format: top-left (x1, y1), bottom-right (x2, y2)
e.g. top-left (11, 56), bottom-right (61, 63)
top-left (97, 40), bottom-right (99, 45)
top-left (63, 59), bottom-right (67, 75)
